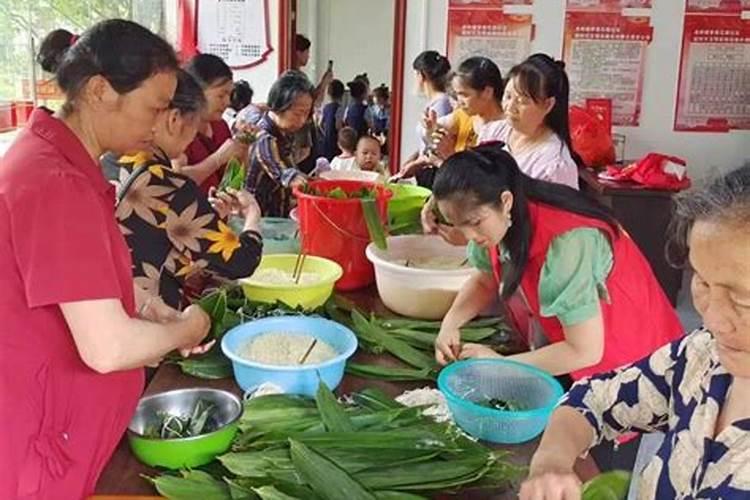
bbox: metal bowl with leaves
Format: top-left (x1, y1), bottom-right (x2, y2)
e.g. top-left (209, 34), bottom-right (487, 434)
top-left (127, 388), bottom-right (242, 469)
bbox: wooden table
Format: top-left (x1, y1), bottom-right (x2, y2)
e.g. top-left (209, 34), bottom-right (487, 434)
top-left (579, 168), bottom-right (684, 305)
top-left (94, 288), bottom-right (598, 499)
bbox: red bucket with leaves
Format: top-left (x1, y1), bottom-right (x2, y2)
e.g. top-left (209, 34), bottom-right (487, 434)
top-left (293, 180), bottom-right (391, 291)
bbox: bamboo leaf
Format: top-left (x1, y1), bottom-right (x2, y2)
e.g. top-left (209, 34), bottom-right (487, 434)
top-left (315, 382), bottom-right (354, 433)
top-left (351, 311), bottom-right (435, 370)
top-left (346, 363), bottom-right (436, 382)
top-left (361, 197), bottom-right (388, 250)
top-left (146, 470), bottom-right (231, 500)
top-left (176, 347), bottom-right (232, 380)
top-left (582, 471), bottom-right (631, 500)
top-left (289, 439), bottom-right (376, 500)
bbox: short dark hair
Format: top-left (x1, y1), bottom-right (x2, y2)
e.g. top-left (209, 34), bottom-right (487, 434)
top-left (413, 50), bottom-right (451, 92)
top-left (267, 70), bottom-right (315, 113)
top-left (37, 20), bottom-right (178, 113)
top-left (337, 126), bottom-right (357, 152)
top-left (170, 69), bottom-right (206, 117)
top-left (373, 85), bottom-right (389, 100)
top-left (295, 34), bottom-right (311, 52)
top-left (347, 79), bottom-right (368, 100)
top-left (184, 53), bottom-right (233, 88)
top-left (328, 79), bottom-right (345, 100)
top-left (230, 80), bottom-right (254, 111)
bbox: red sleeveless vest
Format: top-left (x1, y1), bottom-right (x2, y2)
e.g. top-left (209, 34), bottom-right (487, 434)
top-left (490, 202), bottom-right (683, 380)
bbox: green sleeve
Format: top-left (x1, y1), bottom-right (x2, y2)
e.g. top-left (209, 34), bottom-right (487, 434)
top-left (466, 239), bottom-right (493, 275)
top-left (539, 228), bottom-right (613, 326)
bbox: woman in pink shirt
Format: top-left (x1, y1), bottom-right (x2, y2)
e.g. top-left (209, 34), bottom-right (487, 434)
top-left (497, 53), bottom-right (580, 190)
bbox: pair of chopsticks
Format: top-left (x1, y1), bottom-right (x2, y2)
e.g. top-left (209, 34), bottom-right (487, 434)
top-left (292, 251), bottom-right (307, 284)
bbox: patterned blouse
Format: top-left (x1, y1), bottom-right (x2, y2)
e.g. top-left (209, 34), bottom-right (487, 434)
top-left (563, 328), bottom-right (750, 499)
top-left (111, 150), bottom-right (263, 308)
top-left (246, 113), bottom-right (303, 217)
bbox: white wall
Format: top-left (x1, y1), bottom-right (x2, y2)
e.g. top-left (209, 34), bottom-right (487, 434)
top-left (400, 0), bottom-right (750, 180)
top-left (298, 0), bottom-right (395, 91)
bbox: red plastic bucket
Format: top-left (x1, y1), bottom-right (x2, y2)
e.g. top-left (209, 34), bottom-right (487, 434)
top-left (294, 180), bottom-right (391, 291)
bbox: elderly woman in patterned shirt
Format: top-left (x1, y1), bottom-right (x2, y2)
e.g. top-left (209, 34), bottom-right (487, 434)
top-left (520, 165), bottom-right (750, 500)
top-left (245, 70), bottom-right (313, 217)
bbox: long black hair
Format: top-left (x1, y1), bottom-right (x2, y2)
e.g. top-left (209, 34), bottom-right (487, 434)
top-left (432, 143), bottom-right (618, 298)
top-left (454, 57), bottom-right (504, 103)
top-left (37, 20), bottom-right (178, 114)
top-left (413, 50), bottom-right (451, 92)
top-left (507, 53), bottom-right (578, 163)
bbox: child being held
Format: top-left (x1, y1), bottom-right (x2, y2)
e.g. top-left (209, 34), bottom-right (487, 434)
top-left (355, 135), bottom-right (387, 175)
top-left (329, 127), bottom-right (358, 171)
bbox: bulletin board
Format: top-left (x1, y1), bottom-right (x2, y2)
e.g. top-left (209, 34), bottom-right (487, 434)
top-left (446, 8), bottom-right (533, 75)
top-left (566, 0), bottom-right (653, 11)
top-left (674, 12), bottom-right (750, 131)
top-left (196, 0), bottom-right (273, 69)
top-left (563, 11), bottom-right (653, 126)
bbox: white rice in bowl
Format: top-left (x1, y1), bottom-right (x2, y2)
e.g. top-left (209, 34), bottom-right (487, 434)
top-left (240, 332), bottom-right (337, 365)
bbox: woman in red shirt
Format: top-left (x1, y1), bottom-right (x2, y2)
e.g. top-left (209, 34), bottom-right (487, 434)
top-left (0, 21), bottom-right (210, 499)
top-left (182, 54), bottom-right (245, 193)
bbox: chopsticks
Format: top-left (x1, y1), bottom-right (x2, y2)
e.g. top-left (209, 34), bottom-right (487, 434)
top-left (292, 251), bottom-right (307, 284)
top-left (298, 338), bottom-right (318, 364)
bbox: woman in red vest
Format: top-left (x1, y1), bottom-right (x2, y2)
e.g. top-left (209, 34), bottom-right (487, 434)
top-left (431, 143), bottom-right (682, 380)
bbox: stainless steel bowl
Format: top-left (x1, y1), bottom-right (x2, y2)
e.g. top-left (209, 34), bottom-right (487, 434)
top-left (128, 387), bottom-right (242, 439)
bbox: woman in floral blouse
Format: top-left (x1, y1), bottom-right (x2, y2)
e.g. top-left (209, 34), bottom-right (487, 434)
top-left (113, 70), bottom-right (263, 308)
top-left (521, 165), bottom-right (750, 500)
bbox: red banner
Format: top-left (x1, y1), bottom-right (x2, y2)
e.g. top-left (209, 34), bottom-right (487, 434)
top-left (447, 9), bottom-right (533, 75)
top-left (449, 0), bottom-right (532, 8)
top-left (674, 14), bottom-right (750, 131)
top-left (566, 0), bottom-right (653, 11)
top-left (685, 0), bottom-right (750, 13)
top-left (563, 12), bottom-right (652, 126)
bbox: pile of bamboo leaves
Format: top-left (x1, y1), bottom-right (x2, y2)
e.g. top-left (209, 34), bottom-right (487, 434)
top-left (146, 385), bottom-right (524, 500)
top-left (326, 299), bottom-right (512, 382)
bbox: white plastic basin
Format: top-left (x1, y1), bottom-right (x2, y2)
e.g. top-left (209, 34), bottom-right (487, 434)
top-left (366, 235), bottom-right (474, 320)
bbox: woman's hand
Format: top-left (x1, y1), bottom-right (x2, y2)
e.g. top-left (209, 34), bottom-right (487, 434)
top-left (420, 197), bottom-right (469, 246)
top-left (212, 138), bottom-right (247, 170)
top-left (459, 343), bottom-right (501, 360)
top-left (435, 324), bottom-right (462, 365)
top-left (392, 155), bottom-right (432, 181)
top-left (430, 127), bottom-right (456, 161)
top-left (176, 304), bottom-right (212, 357)
top-left (422, 108), bottom-right (438, 135)
top-left (520, 456), bottom-right (582, 500)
